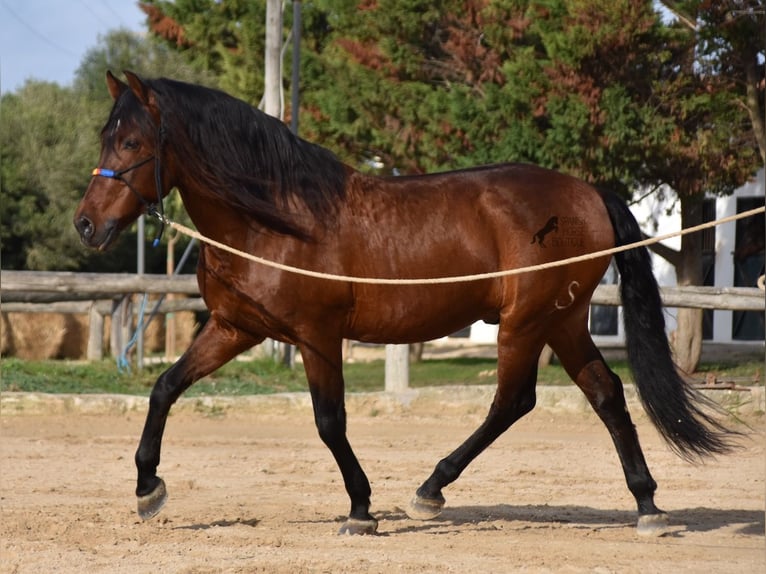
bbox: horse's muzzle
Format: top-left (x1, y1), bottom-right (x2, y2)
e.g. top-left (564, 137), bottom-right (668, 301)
top-left (74, 215), bottom-right (118, 251)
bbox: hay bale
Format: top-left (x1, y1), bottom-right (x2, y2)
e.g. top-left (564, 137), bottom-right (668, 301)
top-left (165, 309), bottom-right (198, 356)
top-left (133, 302), bottom-right (198, 356)
top-left (2, 312), bottom-right (91, 360)
top-left (58, 314), bottom-right (88, 359)
top-left (2, 300), bottom-right (200, 361)
top-left (5, 313), bottom-right (65, 360)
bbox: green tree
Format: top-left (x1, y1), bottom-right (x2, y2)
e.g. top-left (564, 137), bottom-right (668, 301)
top-left (648, 0), bottom-right (764, 369)
top-left (0, 29), bottom-right (213, 272)
top-left (303, 0), bottom-right (760, 370)
top-left (135, 1), bottom-right (761, 370)
top-left (75, 29), bottom-right (218, 98)
top-left (140, 0), bottom-right (267, 103)
top-left (0, 82), bottom-right (96, 270)
top-left (660, 0), bottom-right (765, 162)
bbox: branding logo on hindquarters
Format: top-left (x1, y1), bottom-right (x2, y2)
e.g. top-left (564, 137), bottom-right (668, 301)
top-left (531, 215), bottom-right (586, 248)
top-left (555, 280), bottom-right (580, 310)
top-left (530, 216), bottom-right (558, 247)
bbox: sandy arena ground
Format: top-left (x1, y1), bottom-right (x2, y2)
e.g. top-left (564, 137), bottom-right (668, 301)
top-left (1, 390), bottom-right (763, 574)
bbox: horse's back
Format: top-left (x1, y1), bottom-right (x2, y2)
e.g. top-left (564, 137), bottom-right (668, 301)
top-left (350, 162), bottom-right (614, 271)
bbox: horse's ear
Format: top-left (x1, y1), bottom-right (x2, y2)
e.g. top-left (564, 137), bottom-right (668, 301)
top-left (106, 70), bottom-right (128, 101)
top-left (124, 70), bottom-right (161, 125)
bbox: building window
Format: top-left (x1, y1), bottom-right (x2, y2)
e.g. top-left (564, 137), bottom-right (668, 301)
top-left (589, 259), bottom-right (618, 336)
top-left (702, 199), bottom-right (716, 340)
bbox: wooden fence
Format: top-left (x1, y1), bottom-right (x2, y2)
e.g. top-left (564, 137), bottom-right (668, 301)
top-left (2, 271), bottom-right (764, 374)
top-left (3, 270), bottom-right (764, 309)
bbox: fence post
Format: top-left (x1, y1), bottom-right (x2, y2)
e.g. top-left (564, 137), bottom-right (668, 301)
top-left (385, 344), bottom-right (410, 392)
top-left (110, 296), bottom-right (132, 360)
top-left (87, 303), bottom-right (104, 361)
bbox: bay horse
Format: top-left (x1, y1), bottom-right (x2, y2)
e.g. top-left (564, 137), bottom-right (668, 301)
top-left (74, 71), bottom-right (735, 536)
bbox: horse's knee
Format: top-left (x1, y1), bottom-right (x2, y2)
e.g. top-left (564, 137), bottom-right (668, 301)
top-left (516, 387), bottom-right (537, 415)
top-left (148, 364), bottom-right (191, 411)
top-left (148, 383), bottom-right (171, 412)
top-left (492, 384), bottom-right (536, 420)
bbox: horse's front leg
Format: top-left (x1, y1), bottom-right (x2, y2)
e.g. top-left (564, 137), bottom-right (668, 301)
top-left (135, 313), bottom-right (260, 520)
top-left (299, 340), bottom-right (377, 535)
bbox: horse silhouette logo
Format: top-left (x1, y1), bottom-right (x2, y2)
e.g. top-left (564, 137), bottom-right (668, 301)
top-left (531, 216), bottom-right (558, 247)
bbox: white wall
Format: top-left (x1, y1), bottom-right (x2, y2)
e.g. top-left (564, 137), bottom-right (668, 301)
top-left (630, 186), bottom-right (682, 338)
top-left (712, 169), bottom-right (765, 342)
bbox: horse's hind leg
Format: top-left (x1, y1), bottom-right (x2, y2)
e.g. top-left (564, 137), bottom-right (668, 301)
top-left (548, 317), bottom-right (668, 536)
top-left (135, 313), bottom-right (260, 520)
top-left (407, 327), bottom-right (541, 520)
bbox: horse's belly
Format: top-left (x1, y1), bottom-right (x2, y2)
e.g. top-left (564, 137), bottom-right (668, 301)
top-left (347, 286), bottom-right (497, 344)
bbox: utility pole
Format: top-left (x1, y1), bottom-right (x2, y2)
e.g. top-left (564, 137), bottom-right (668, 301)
top-left (263, 0), bottom-right (283, 119)
top-left (263, 0), bottom-right (294, 366)
top-left (290, 1), bottom-right (301, 135)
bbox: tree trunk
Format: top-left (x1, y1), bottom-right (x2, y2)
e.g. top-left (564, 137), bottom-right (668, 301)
top-left (672, 197), bottom-right (704, 373)
top-left (741, 26), bottom-right (766, 164)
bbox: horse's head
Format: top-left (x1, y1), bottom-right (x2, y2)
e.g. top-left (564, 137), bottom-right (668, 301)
top-left (74, 71), bottom-right (168, 250)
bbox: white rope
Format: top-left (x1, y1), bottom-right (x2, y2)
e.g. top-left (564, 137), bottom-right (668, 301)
top-left (160, 205), bottom-right (765, 285)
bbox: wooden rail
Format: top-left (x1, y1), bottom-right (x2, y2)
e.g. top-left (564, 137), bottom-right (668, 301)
top-left (2, 272), bottom-right (200, 361)
top-left (1, 271), bottom-right (199, 300)
top-left (591, 284), bottom-right (764, 311)
top-left (2, 271), bottom-right (764, 310)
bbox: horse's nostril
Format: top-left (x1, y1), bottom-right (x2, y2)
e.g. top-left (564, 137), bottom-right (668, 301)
top-left (75, 215), bottom-right (94, 239)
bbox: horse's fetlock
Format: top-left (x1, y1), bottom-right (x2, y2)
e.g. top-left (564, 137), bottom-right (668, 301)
top-left (627, 474), bottom-right (657, 500)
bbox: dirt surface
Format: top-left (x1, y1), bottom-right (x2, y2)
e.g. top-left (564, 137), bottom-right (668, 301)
top-left (1, 402), bottom-right (763, 573)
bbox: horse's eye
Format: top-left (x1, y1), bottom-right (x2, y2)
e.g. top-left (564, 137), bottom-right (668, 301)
top-left (123, 139), bottom-right (140, 151)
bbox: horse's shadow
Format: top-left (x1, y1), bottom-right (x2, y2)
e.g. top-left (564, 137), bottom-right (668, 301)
top-left (376, 504), bottom-right (764, 537)
top-left (175, 504), bottom-right (764, 537)
top-left (175, 517), bottom-right (260, 531)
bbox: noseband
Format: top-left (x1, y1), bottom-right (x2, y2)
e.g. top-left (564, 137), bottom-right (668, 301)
top-left (91, 138), bottom-right (166, 247)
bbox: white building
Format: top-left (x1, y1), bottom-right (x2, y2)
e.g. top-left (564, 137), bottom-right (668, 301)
top-left (469, 170), bottom-right (765, 346)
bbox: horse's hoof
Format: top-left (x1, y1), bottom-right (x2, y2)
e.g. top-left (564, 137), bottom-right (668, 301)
top-left (338, 517), bottom-right (378, 536)
top-left (406, 494), bottom-right (445, 520)
top-left (137, 478), bottom-right (168, 520)
top-left (637, 512), bottom-right (669, 537)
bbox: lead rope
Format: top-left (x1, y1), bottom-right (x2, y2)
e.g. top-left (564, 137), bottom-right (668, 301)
top-left (116, 292), bottom-right (149, 373)
top-left (149, 205), bottom-right (765, 285)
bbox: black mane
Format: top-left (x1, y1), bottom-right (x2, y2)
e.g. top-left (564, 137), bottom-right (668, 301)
top-left (113, 78), bottom-right (347, 239)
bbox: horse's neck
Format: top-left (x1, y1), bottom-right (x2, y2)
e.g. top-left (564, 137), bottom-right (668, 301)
top-left (177, 187), bottom-right (250, 242)
top-left (176, 184), bottom-right (325, 252)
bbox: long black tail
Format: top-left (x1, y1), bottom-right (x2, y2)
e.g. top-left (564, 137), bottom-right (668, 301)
top-left (599, 190), bottom-right (738, 461)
